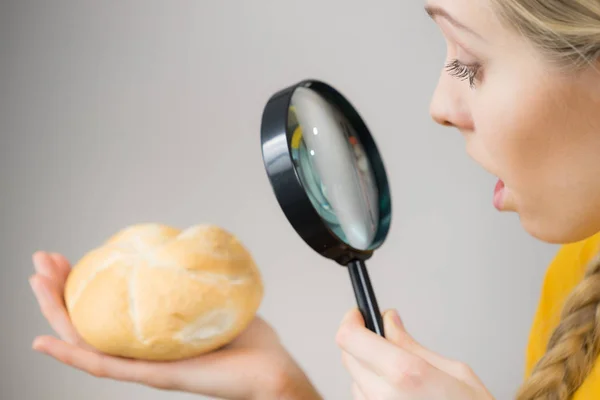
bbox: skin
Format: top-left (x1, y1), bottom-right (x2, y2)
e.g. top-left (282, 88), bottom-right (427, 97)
top-left (426, 0), bottom-right (600, 244)
top-left (30, 0), bottom-right (600, 399)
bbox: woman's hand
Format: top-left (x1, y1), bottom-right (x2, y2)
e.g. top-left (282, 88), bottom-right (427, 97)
top-left (29, 251), bottom-right (322, 400)
top-left (336, 308), bottom-right (495, 400)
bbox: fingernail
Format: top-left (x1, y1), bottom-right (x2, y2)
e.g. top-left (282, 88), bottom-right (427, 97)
top-left (29, 276), bottom-right (38, 293)
top-left (391, 309), bottom-right (404, 328)
top-left (341, 308), bottom-right (359, 326)
top-left (341, 310), bottom-right (352, 324)
top-left (32, 252), bottom-right (45, 273)
top-left (32, 338), bottom-right (45, 352)
top-left (32, 254), bottom-right (39, 271)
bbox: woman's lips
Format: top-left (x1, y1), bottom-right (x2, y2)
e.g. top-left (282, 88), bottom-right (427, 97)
top-left (493, 179), bottom-right (506, 210)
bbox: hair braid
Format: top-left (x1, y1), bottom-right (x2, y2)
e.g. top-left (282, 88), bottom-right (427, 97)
top-left (515, 252), bottom-right (600, 400)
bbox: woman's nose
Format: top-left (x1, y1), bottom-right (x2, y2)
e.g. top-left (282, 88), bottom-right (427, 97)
top-left (429, 72), bottom-right (473, 130)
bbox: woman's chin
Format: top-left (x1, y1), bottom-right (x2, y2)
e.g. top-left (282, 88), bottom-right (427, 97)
top-left (517, 211), bottom-right (598, 245)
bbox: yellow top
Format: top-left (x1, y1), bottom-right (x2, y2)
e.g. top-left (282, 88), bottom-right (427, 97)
top-left (525, 231), bottom-right (600, 398)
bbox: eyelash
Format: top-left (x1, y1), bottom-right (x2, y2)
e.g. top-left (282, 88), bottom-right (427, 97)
top-left (445, 59), bottom-right (482, 88)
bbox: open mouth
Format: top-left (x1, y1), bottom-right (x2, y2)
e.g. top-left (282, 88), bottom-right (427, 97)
top-left (493, 179), bottom-right (506, 210)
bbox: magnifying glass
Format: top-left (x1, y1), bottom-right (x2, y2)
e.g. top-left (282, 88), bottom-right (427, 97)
top-left (260, 79), bottom-right (392, 336)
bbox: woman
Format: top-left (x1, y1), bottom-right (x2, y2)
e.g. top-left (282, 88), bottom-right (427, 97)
top-left (29, 0), bottom-right (600, 399)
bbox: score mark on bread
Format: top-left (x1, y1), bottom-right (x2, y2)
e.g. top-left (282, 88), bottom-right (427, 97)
top-left (64, 223), bottom-right (264, 361)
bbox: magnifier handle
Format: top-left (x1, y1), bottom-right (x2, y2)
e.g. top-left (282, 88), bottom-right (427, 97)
top-left (347, 260), bottom-right (384, 337)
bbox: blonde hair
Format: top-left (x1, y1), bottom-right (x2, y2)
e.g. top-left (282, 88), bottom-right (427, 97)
top-left (491, 0), bottom-right (600, 69)
top-left (487, 2), bottom-right (600, 399)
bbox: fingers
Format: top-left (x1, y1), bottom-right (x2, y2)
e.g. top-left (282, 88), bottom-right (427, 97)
top-left (382, 310), bottom-right (480, 385)
top-left (336, 308), bottom-right (462, 396)
top-left (32, 335), bottom-right (258, 399)
top-left (341, 350), bottom-right (383, 396)
top-left (343, 350), bottom-right (407, 400)
top-left (351, 382), bottom-right (367, 400)
top-left (30, 250), bottom-right (88, 346)
top-left (337, 308), bottom-right (429, 381)
top-left (29, 273), bottom-right (87, 347)
top-left (32, 251), bottom-right (70, 293)
top-left (382, 310), bottom-right (448, 367)
top-left (32, 336), bottom-right (180, 390)
top-left (33, 252), bottom-right (60, 281)
top-left (49, 252), bottom-right (71, 284)
top-left (337, 308), bottom-right (492, 399)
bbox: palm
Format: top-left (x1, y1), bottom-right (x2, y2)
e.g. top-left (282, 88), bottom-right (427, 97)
top-left (30, 252), bottom-right (291, 399)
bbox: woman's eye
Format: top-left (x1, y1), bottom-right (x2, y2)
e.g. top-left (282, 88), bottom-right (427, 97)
top-left (445, 59), bottom-right (482, 88)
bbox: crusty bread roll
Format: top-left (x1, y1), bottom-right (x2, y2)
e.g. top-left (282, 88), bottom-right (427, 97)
top-left (64, 223), bottom-right (264, 361)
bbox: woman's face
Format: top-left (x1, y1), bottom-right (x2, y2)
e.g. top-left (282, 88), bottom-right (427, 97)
top-left (427, 0), bottom-right (600, 244)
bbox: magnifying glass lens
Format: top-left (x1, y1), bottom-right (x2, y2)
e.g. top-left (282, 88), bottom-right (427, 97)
top-left (288, 87), bottom-right (379, 251)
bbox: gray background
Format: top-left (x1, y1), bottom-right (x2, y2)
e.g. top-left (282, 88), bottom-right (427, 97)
top-left (1, 1), bottom-right (557, 399)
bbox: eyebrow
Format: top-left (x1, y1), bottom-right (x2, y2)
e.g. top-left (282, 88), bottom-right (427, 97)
top-left (424, 4), bottom-right (482, 39)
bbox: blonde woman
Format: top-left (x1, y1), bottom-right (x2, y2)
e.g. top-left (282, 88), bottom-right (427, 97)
top-left (29, 1), bottom-right (600, 399)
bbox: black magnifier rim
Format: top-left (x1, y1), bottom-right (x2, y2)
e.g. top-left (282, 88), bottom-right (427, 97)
top-left (260, 79), bottom-right (392, 266)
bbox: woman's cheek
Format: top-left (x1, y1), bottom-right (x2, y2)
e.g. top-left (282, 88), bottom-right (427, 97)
top-left (475, 80), bottom-right (551, 176)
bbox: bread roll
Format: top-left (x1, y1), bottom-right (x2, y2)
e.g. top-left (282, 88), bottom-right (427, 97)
top-left (64, 223), bottom-right (264, 361)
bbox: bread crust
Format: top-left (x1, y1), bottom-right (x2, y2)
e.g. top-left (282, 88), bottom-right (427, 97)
top-left (64, 223), bottom-right (264, 361)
